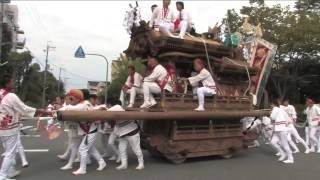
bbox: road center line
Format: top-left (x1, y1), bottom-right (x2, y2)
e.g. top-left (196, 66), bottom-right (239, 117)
top-left (24, 149), bottom-right (49, 152)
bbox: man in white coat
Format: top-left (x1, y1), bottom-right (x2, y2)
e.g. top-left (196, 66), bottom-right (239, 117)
top-left (107, 98), bottom-right (144, 170)
top-left (245, 116), bottom-right (283, 156)
top-left (59, 92), bottom-right (82, 171)
top-left (305, 98), bottom-right (320, 153)
top-left (140, 57), bottom-right (170, 108)
top-left (281, 99), bottom-right (310, 154)
top-left (270, 99), bottom-right (294, 164)
top-left (0, 75), bottom-right (47, 180)
top-left (188, 58), bottom-right (216, 111)
top-left (72, 89), bottom-right (106, 175)
top-left (119, 66), bottom-right (143, 108)
top-left (174, 1), bottom-right (192, 39)
top-left (149, 0), bottom-right (175, 37)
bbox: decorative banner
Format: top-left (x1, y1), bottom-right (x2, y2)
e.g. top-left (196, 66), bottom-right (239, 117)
top-left (249, 38), bottom-right (277, 106)
top-left (47, 124), bottom-right (62, 140)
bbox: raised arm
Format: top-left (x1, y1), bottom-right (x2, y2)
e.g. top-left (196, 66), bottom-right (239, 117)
top-left (188, 72), bottom-right (209, 87)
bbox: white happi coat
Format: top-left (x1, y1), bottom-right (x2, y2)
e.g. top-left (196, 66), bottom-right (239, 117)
top-left (93, 104), bottom-right (112, 134)
top-left (144, 64), bottom-right (170, 90)
top-left (188, 68), bottom-right (216, 94)
top-left (305, 105), bottom-right (320, 127)
top-left (108, 105), bottom-right (138, 137)
top-left (124, 72), bottom-right (143, 89)
top-left (176, 9), bottom-right (192, 28)
top-left (280, 105), bottom-right (297, 123)
top-left (270, 106), bottom-right (290, 132)
top-left (149, 7), bottom-right (175, 29)
top-left (60, 104), bottom-right (79, 138)
top-left (65, 101), bottom-right (97, 136)
top-left (0, 89), bottom-right (36, 136)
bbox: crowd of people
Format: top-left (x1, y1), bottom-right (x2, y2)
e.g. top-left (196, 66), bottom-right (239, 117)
top-left (149, 0), bottom-right (192, 39)
top-left (1, 66), bottom-right (320, 180)
top-left (120, 57), bottom-right (216, 111)
top-left (246, 98), bottom-right (320, 164)
top-left (53, 89), bottom-right (144, 175)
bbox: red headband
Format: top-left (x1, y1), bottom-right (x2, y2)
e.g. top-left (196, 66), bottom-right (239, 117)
top-left (67, 89), bottom-right (84, 101)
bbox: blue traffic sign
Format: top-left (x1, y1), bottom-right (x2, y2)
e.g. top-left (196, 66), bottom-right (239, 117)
top-left (74, 46), bottom-right (86, 58)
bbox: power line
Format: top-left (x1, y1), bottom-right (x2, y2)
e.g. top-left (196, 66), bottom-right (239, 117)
top-left (49, 63), bottom-right (95, 81)
top-left (25, 46), bottom-right (94, 81)
top-left (20, 2), bottom-right (48, 41)
top-left (29, 4), bottom-right (52, 41)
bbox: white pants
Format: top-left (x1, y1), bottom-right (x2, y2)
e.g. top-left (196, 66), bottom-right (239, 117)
top-left (119, 87), bottom-right (143, 106)
top-left (305, 126), bottom-right (310, 146)
top-left (142, 82), bottom-right (161, 103)
top-left (177, 20), bottom-right (189, 37)
top-left (159, 21), bottom-right (174, 37)
top-left (276, 131), bottom-right (293, 161)
top-left (287, 124), bottom-right (309, 151)
top-left (17, 133), bottom-right (28, 165)
top-left (270, 134), bottom-right (283, 154)
top-left (100, 133), bottom-right (109, 155)
top-left (60, 135), bottom-right (73, 158)
top-left (78, 132), bottom-right (102, 171)
top-left (65, 136), bottom-right (81, 166)
top-left (0, 134), bottom-right (18, 179)
top-left (309, 126), bottom-right (320, 149)
top-left (118, 133), bottom-right (143, 165)
top-left (108, 131), bottom-right (119, 157)
top-left (196, 87), bottom-right (214, 109)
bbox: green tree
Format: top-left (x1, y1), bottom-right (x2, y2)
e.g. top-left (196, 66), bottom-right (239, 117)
top-left (225, 0), bottom-right (320, 102)
top-left (0, 51), bottom-right (65, 107)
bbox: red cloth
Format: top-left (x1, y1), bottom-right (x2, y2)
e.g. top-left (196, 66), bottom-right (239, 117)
top-left (78, 122), bottom-right (91, 134)
top-left (129, 72), bottom-right (135, 85)
top-left (163, 8), bottom-right (168, 19)
top-left (47, 124), bottom-right (61, 140)
top-left (67, 89), bottom-right (84, 101)
top-left (0, 88), bottom-right (10, 103)
top-left (174, 12), bottom-right (182, 31)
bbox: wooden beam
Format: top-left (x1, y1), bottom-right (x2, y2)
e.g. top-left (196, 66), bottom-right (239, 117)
top-left (57, 110), bottom-right (270, 122)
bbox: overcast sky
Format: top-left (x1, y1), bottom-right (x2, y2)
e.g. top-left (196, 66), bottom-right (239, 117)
top-left (11, 0), bottom-right (294, 91)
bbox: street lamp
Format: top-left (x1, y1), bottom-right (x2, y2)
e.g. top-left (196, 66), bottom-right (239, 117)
top-left (74, 46), bottom-right (109, 104)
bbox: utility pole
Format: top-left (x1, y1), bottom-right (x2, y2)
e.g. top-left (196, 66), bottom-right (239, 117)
top-left (57, 67), bottom-right (63, 96)
top-left (0, 1), bottom-right (5, 60)
top-left (41, 42), bottom-right (55, 107)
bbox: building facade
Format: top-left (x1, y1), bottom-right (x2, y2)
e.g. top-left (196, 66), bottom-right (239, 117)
top-left (1, 3), bottom-right (25, 53)
top-left (87, 81), bottom-right (107, 95)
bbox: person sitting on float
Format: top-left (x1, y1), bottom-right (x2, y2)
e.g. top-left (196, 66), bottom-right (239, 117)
top-left (187, 58), bottom-right (216, 111)
top-left (149, 0), bottom-right (175, 37)
top-left (140, 57), bottom-right (171, 108)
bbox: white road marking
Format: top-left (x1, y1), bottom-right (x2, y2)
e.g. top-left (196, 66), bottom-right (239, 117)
top-left (20, 134), bottom-right (41, 138)
top-left (24, 149), bottom-right (49, 152)
top-left (20, 126), bottom-right (34, 131)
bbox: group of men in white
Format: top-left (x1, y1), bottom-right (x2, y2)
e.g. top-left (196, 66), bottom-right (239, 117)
top-left (246, 98), bottom-right (320, 164)
top-left (55, 89), bottom-right (144, 175)
top-left (120, 57), bottom-right (216, 111)
top-left (149, 0), bottom-right (192, 39)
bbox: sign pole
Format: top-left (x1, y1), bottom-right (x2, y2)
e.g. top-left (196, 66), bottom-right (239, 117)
top-left (86, 53), bottom-right (109, 104)
top-left (74, 46), bottom-right (109, 104)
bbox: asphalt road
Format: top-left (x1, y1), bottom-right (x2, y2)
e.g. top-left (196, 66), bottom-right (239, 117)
top-left (2, 127), bottom-right (320, 180)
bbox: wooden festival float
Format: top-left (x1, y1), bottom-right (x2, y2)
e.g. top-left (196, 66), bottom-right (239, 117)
top-left (58, 5), bottom-right (277, 163)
